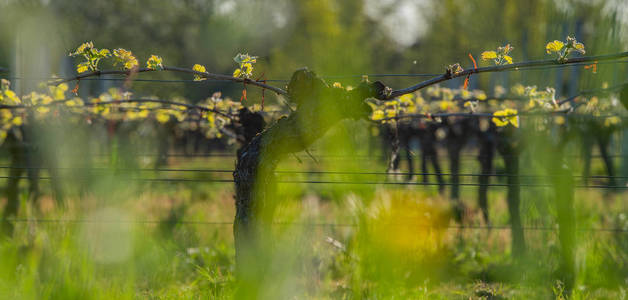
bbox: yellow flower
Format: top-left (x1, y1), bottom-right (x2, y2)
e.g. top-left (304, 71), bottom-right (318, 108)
top-left (502, 55), bottom-right (513, 64)
top-left (332, 82), bottom-right (343, 88)
top-left (545, 40), bottom-right (564, 54)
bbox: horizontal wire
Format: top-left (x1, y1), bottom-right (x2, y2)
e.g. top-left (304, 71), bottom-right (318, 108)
top-left (0, 165), bottom-right (627, 180)
top-left (0, 77), bottom-right (289, 83)
top-left (3, 218), bottom-right (626, 232)
top-left (54, 152), bottom-right (628, 159)
top-left (1, 59), bottom-right (625, 83)
top-left (0, 175), bottom-right (625, 189)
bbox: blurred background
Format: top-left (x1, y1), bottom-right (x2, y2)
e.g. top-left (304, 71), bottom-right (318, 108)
top-left (0, 0), bottom-right (627, 299)
top-left (1, 0), bottom-right (627, 99)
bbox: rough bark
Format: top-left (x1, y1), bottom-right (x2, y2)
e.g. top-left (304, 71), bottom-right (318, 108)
top-left (232, 69), bottom-right (385, 277)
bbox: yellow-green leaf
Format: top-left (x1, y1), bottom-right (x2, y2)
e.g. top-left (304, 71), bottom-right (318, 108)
top-left (70, 41), bottom-right (93, 56)
top-left (492, 108), bottom-right (519, 127)
top-left (481, 51), bottom-right (497, 60)
top-left (98, 49), bottom-right (111, 57)
top-left (192, 64), bottom-right (207, 81)
top-left (573, 42), bottom-right (586, 54)
top-left (155, 111), bottom-right (170, 123)
top-left (398, 93), bottom-right (413, 103)
top-left (146, 55), bottom-right (163, 70)
top-left (242, 62), bottom-right (253, 77)
top-left (77, 62), bottom-right (90, 73)
top-left (502, 55), bottom-right (513, 64)
top-left (11, 116), bottom-right (22, 126)
top-left (371, 110), bottom-right (384, 121)
top-left (545, 40), bottom-right (564, 54)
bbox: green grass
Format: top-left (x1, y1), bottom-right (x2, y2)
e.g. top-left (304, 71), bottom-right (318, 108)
top-left (0, 151), bottom-right (626, 299)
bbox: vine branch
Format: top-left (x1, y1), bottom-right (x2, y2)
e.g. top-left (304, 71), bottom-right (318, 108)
top-left (387, 51), bottom-right (628, 99)
top-left (48, 66), bottom-right (288, 96)
top-left (1, 51), bottom-right (626, 106)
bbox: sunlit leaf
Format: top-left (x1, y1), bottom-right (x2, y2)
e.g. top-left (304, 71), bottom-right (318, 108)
top-left (192, 64), bottom-right (207, 81)
top-left (545, 40), bottom-right (564, 54)
top-left (481, 51), bottom-right (497, 60)
top-left (492, 108), bottom-right (519, 127)
top-left (77, 62), bottom-right (90, 73)
top-left (146, 55), bottom-right (164, 70)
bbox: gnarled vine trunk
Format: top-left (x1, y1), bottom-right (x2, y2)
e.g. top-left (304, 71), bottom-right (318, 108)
top-left (232, 69), bottom-right (385, 278)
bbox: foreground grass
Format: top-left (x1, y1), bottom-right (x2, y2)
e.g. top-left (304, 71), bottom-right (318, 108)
top-left (0, 153), bottom-right (626, 299)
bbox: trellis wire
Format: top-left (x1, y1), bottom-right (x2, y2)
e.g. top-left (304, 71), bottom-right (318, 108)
top-left (0, 175), bottom-right (626, 189)
top-left (1, 59), bottom-right (626, 83)
top-left (3, 218), bottom-right (626, 233)
top-left (0, 165), bottom-right (627, 180)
